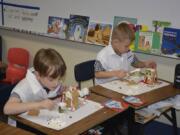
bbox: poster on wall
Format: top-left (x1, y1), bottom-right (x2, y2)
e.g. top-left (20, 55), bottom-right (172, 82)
top-left (68, 14), bottom-right (90, 42)
top-left (47, 16), bottom-right (69, 39)
top-left (86, 22), bottom-right (112, 46)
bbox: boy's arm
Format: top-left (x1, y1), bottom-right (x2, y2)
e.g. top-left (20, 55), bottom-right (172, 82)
top-left (95, 70), bottom-right (127, 78)
top-left (131, 55), bottom-right (157, 69)
top-left (94, 60), bottom-right (128, 79)
top-left (3, 96), bottom-right (55, 115)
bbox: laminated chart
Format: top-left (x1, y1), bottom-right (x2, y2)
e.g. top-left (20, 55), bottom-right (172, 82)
top-left (0, 0), bottom-right (40, 32)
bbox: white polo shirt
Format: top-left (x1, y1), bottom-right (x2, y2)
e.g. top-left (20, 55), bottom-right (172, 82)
top-left (95, 45), bottom-right (135, 84)
top-left (11, 68), bottom-right (61, 102)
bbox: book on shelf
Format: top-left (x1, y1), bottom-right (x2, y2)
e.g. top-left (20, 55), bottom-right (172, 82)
top-left (68, 14), bottom-right (90, 43)
top-left (161, 27), bottom-right (180, 57)
top-left (136, 24), bottom-right (149, 32)
top-left (47, 16), bottom-right (69, 39)
top-left (86, 22), bottom-right (112, 46)
top-left (152, 20), bottom-right (171, 46)
top-left (135, 31), bottom-right (161, 54)
top-left (152, 20), bottom-right (171, 33)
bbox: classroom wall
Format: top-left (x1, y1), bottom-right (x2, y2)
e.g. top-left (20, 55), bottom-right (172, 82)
top-left (1, 0), bottom-right (180, 32)
top-left (0, 29), bottom-right (180, 127)
top-left (0, 29), bottom-right (101, 87)
top-left (0, 0), bottom-right (180, 128)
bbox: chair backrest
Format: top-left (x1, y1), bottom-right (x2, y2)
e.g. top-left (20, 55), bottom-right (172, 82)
top-left (8, 48), bottom-right (29, 68)
top-left (0, 36), bottom-right (2, 61)
top-left (74, 60), bottom-right (95, 89)
top-left (4, 48), bottom-right (29, 84)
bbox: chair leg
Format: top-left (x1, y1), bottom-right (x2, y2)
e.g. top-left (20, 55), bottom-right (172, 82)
top-left (128, 107), bottom-right (135, 135)
top-left (103, 121), bottom-right (122, 135)
top-left (93, 79), bottom-right (95, 86)
top-left (163, 108), bottom-right (178, 135)
top-left (171, 108), bottom-right (178, 135)
top-left (136, 123), bottom-right (145, 135)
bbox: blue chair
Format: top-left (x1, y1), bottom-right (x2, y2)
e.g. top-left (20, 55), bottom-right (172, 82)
top-left (0, 36), bottom-right (2, 61)
top-left (0, 36), bottom-right (5, 80)
top-left (74, 60), bottom-right (95, 89)
top-left (0, 83), bottom-right (16, 113)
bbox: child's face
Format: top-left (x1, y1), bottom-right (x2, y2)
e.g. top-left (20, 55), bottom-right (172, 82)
top-left (112, 39), bottom-right (131, 55)
top-left (36, 72), bottom-right (61, 91)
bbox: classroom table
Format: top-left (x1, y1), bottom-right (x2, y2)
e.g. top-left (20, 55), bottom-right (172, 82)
top-left (0, 121), bottom-right (35, 135)
top-left (90, 82), bottom-right (180, 135)
top-left (11, 93), bottom-right (124, 135)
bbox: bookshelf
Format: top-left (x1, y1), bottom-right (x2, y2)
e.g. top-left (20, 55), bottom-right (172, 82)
top-left (134, 51), bottom-right (180, 60)
top-left (0, 26), bottom-right (179, 60)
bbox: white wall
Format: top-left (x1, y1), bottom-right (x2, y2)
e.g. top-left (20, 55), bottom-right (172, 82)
top-left (0, 29), bottom-right (102, 86)
top-left (1, 0), bottom-right (180, 32)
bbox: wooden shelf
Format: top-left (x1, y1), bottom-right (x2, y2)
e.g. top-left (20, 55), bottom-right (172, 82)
top-left (135, 106), bottom-right (172, 124)
top-left (0, 26), bottom-right (179, 60)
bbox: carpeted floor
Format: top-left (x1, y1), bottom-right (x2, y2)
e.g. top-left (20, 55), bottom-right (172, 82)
top-left (144, 121), bottom-right (180, 135)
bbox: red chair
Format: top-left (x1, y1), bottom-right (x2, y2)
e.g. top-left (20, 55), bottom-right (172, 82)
top-left (0, 48), bottom-right (29, 84)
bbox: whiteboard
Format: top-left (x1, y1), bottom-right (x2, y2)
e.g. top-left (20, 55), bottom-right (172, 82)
top-left (0, 0), bottom-right (180, 33)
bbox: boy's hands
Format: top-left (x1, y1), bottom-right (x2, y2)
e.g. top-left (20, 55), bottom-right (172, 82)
top-left (39, 99), bottom-right (56, 110)
top-left (144, 60), bottom-right (157, 69)
top-left (113, 70), bottom-right (128, 79)
top-left (57, 85), bottom-right (67, 96)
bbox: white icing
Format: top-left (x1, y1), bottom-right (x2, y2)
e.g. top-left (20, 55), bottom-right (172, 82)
top-left (79, 88), bottom-right (89, 97)
top-left (65, 91), bottom-right (72, 99)
top-left (48, 118), bottom-right (66, 129)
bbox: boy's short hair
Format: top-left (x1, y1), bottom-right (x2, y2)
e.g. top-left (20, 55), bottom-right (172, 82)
top-left (33, 48), bottom-right (66, 78)
top-left (112, 22), bottom-right (135, 42)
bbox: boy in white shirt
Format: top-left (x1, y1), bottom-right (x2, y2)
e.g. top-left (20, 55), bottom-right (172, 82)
top-left (4, 48), bottom-right (66, 115)
top-left (95, 23), bottom-right (156, 84)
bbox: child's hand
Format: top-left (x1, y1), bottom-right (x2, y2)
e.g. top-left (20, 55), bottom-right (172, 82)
top-left (39, 99), bottom-right (55, 110)
top-left (114, 70), bottom-right (128, 78)
top-left (53, 96), bottom-right (64, 103)
top-left (57, 85), bottom-right (67, 96)
top-left (144, 60), bottom-right (157, 69)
